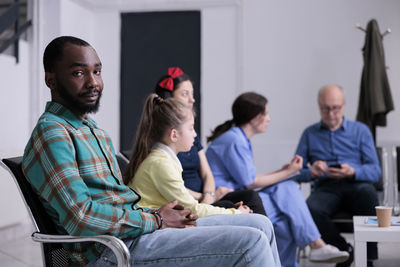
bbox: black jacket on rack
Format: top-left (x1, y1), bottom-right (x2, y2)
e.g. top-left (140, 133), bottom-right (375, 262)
top-left (356, 19), bottom-right (394, 141)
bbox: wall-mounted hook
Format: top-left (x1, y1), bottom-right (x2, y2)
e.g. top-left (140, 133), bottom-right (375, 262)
top-left (355, 23), bottom-right (366, 32)
top-left (355, 22), bottom-right (391, 38)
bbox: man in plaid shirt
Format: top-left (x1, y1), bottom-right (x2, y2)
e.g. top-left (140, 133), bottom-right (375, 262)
top-left (22, 36), bottom-right (280, 267)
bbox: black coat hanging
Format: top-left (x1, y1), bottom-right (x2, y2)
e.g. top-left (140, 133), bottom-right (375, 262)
top-left (356, 19), bottom-right (394, 142)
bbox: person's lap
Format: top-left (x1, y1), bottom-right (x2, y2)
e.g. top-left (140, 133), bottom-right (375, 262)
top-left (88, 214), bottom-right (280, 267)
top-left (215, 189), bottom-right (267, 215)
top-left (307, 180), bottom-right (379, 260)
top-left (307, 180), bottom-right (378, 217)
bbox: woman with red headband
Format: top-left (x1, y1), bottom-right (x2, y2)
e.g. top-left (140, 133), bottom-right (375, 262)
top-left (153, 67), bottom-right (267, 215)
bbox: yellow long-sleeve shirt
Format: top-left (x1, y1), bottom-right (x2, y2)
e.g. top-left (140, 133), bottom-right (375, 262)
top-left (129, 143), bottom-right (240, 218)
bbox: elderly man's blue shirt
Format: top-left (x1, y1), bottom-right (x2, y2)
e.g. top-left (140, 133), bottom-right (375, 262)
top-left (295, 118), bottom-right (381, 183)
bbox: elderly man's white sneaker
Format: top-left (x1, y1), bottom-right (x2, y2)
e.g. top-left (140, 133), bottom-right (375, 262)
top-left (309, 244), bottom-right (349, 263)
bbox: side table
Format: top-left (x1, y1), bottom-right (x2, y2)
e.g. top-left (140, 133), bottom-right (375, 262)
top-left (353, 216), bottom-right (400, 267)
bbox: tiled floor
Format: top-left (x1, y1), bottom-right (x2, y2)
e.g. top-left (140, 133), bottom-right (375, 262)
top-left (1, 227), bottom-right (399, 267)
top-left (298, 233), bottom-right (400, 267)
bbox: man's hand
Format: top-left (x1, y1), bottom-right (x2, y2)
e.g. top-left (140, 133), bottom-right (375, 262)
top-left (215, 186), bottom-right (234, 201)
top-left (326, 163), bottom-right (355, 179)
top-left (311, 160), bottom-right (327, 178)
top-left (157, 200), bottom-right (198, 229)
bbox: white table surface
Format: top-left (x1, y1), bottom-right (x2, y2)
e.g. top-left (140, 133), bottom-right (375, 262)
top-left (353, 216), bottom-right (400, 267)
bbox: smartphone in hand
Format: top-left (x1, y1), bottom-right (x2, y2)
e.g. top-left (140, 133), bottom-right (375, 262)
top-left (329, 164), bottom-right (342, 168)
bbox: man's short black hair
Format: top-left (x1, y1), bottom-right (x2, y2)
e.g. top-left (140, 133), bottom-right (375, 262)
top-left (43, 36), bottom-right (90, 72)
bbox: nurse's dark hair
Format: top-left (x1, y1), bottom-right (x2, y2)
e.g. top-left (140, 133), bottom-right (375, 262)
top-left (124, 93), bottom-right (194, 184)
top-left (43, 36), bottom-right (90, 72)
top-left (207, 92), bottom-right (268, 142)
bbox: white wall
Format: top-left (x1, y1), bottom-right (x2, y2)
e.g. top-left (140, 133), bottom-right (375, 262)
top-left (63, 0), bottom-right (241, 150)
top-left (201, 6), bottom-right (241, 139)
top-left (0, 42), bottom-right (32, 227)
top-left (2, 0), bottom-right (400, 227)
top-left (243, 0), bottom-right (400, 172)
top-left (91, 10), bottom-right (121, 149)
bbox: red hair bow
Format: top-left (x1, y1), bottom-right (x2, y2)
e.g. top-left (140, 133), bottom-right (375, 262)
top-left (158, 67), bottom-right (184, 91)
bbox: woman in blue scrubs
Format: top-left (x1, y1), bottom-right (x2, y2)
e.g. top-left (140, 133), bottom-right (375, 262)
top-left (206, 92), bottom-right (349, 267)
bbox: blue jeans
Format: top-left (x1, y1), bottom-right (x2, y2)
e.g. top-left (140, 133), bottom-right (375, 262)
top-left (88, 214), bottom-right (281, 267)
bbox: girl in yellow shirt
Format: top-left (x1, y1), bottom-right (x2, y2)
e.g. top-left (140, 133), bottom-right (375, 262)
top-left (124, 93), bottom-right (251, 217)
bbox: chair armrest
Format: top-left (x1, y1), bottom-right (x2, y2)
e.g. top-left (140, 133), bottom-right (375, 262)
top-left (32, 232), bottom-right (130, 267)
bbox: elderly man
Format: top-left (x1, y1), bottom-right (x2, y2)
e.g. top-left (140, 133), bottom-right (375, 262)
top-left (295, 85), bottom-right (381, 267)
top-left (22, 36), bottom-right (281, 267)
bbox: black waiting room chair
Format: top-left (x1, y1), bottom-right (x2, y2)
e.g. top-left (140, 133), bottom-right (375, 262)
top-left (394, 146), bottom-right (400, 193)
top-left (116, 152), bottom-right (129, 175)
top-left (1, 157), bottom-right (131, 267)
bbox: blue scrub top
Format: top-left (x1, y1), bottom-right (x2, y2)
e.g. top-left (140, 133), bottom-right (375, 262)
top-left (206, 126), bottom-right (256, 190)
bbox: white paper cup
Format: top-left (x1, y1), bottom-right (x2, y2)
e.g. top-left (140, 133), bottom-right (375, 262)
top-left (375, 206), bottom-right (392, 227)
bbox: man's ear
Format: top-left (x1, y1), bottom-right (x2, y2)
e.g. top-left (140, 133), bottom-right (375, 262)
top-left (45, 72), bottom-right (56, 89)
top-left (169, 129), bottom-right (179, 143)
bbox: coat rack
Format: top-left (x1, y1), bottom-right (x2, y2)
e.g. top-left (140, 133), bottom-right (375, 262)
top-left (355, 20), bottom-right (394, 143)
top-left (355, 23), bottom-right (391, 38)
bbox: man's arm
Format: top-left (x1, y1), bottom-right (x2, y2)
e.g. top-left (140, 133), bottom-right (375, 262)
top-left (23, 120), bottom-right (157, 238)
top-left (325, 127), bottom-right (380, 182)
top-left (150, 159), bottom-right (241, 217)
top-left (350, 126), bottom-right (381, 182)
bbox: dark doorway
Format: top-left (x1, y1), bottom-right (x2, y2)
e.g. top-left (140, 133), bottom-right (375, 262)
top-left (120, 11), bottom-right (201, 155)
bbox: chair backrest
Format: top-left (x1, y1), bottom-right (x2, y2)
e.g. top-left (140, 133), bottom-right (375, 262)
top-left (375, 146), bottom-right (384, 191)
top-left (396, 146), bottom-right (400, 192)
top-left (116, 152), bottom-right (129, 175)
top-left (121, 150), bottom-right (132, 161)
top-left (1, 157), bottom-right (70, 267)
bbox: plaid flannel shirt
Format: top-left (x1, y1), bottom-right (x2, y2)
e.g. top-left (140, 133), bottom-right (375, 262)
top-left (22, 102), bottom-right (157, 266)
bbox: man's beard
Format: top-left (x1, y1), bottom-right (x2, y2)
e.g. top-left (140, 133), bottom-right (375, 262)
top-left (57, 80), bottom-right (102, 114)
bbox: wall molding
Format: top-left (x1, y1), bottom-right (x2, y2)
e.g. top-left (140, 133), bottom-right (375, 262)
top-left (70, 0), bottom-right (245, 95)
top-left (71, 0), bottom-right (241, 11)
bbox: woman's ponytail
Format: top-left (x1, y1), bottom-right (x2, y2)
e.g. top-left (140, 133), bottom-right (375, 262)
top-left (207, 119), bottom-right (234, 143)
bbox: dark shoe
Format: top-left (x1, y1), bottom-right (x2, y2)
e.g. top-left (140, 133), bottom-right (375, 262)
top-left (367, 260), bottom-right (374, 267)
top-left (335, 243), bottom-right (353, 267)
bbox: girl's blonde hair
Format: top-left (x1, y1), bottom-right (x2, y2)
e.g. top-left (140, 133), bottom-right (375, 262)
top-left (124, 93), bottom-right (193, 184)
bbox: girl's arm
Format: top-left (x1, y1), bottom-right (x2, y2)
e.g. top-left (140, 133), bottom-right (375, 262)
top-left (152, 159), bottom-right (242, 217)
top-left (186, 187), bottom-right (203, 200)
top-left (247, 155), bottom-right (303, 189)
